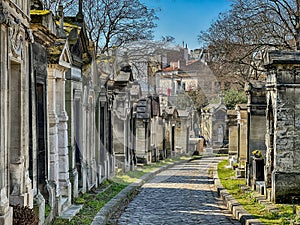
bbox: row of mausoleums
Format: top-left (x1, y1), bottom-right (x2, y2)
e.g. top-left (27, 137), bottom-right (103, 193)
top-left (228, 51), bottom-right (300, 204)
top-left (0, 1), bottom-right (199, 224)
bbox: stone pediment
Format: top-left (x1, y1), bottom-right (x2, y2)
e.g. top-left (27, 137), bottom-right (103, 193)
top-left (59, 40), bottom-right (72, 67)
top-left (48, 39), bottom-right (72, 68)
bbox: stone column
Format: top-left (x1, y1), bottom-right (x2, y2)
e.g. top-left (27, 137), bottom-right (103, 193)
top-left (0, 131), bottom-right (12, 223)
top-left (47, 66), bottom-right (60, 211)
top-left (90, 93), bottom-right (97, 188)
top-left (81, 87), bottom-right (88, 193)
top-left (57, 77), bottom-right (71, 208)
top-left (0, 25), bottom-right (13, 224)
top-left (0, 127), bottom-right (11, 224)
top-left (99, 91), bottom-right (107, 182)
top-left (235, 104), bottom-right (248, 163)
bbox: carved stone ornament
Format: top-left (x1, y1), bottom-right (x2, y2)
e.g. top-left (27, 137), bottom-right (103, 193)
top-left (0, 2), bottom-right (10, 24)
top-left (27, 28), bottom-right (34, 43)
top-left (9, 19), bottom-right (24, 58)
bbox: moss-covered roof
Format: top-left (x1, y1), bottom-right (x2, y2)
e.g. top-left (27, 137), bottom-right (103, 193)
top-left (55, 20), bottom-right (81, 33)
top-left (47, 41), bottom-right (65, 63)
top-left (30, 10), bottom-right (51, 16)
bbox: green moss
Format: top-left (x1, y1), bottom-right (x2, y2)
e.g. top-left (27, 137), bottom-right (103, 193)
top-left (45, 204), bottom-right (51, 218)
top-left (55, 21), bottom-right (81, 33)
top-left (218, 159), bottom-right (298, 224)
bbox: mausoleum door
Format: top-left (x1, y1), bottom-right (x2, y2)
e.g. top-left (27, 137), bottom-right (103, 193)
top-left (100, 105), bottom-right (105, 180)
top-left (171, 125), bottom-right (175, 152)
top-left (74, 99), bottom-right (82, 188)
top-left (9, 61), bottom-right (22, 198)
top-left (36, 83), bottom-right (48, 197)
top-left (266, 100), bottom-right (275, 188)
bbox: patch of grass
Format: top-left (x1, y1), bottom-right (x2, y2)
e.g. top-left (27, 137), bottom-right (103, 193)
top-left (53, 156), bottom-right (190, 225)
top-left (53, 181), bottom-right (126, 225)
top-left (218, 159), bottom-right (244, 195)
top-left (218, 159), bottom-right (299, 224)
top-left (112, 157), bottom-right (188, 185)
top-left (45, 204), bottom-right (51, 218)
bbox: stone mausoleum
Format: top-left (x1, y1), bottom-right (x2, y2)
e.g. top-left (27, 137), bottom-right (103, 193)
top-left (0, 1), bottom-right (33, 224)
top-left (264, 51), bottom-right (300, 203)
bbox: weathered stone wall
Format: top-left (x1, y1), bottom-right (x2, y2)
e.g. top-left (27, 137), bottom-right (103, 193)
top-left (0, 1), bottom-right (32, 224)
top-left (264, 51), bottom-right (300, 203)
top-left (249, 115), bottom-right (266, 152)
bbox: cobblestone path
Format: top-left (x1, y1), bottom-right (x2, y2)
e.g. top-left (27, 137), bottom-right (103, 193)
top-left (117, 156), bottom-right (241, 225)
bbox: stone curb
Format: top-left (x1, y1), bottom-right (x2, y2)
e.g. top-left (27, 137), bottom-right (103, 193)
top-left (91, 159), bottom-right (191, 225)
top-left (213, 169), bottom-right (264, 225)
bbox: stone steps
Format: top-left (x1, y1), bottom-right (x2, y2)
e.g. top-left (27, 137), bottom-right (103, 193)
top-left (60, 197), bottom-right (69, 214)
top-left (60, 204), bottom-right (83, 221)
top-left (239, 185), bottom-right (279, 213)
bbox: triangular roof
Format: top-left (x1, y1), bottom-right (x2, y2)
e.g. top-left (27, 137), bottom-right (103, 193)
top-left (48, 39), bottom-right (72, 68)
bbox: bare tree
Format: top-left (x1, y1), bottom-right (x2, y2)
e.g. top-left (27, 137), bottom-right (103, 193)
top-left (82, 0), bottom-right (157, 54)
top-left (37, 0), bottom-right (157, 55)
top-left (40, 0), bottom-right (76, 15)
top-left (198, 0), bottom-right (300, 88)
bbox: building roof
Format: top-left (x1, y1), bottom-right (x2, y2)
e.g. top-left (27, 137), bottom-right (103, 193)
top-left (177, 109), bottom-right (190, 117)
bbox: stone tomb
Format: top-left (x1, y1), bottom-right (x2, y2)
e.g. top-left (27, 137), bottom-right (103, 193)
top-left (264, 51), bottom-right (300, 203)
top-left (245, 81), bottom-right (267, 188)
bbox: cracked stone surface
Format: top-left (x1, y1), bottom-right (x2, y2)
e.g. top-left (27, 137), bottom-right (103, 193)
top-left (115, 157), bottom-right (241, 225)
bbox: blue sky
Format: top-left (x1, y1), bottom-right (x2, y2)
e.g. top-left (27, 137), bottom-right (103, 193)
top-left (142, 0), bottom-right (232, 50)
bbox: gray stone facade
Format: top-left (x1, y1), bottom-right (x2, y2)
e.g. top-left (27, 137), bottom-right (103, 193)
top-left (0, 1), bottom-right (199, 224)
top-left (29, 3), bottom-right (115, 223)
top-left (0, 1), bottom-right (32, 224)
top-left (264, 51), bottom-right (300, 203)
top-left (108, 64), bottom-right (141, 172)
